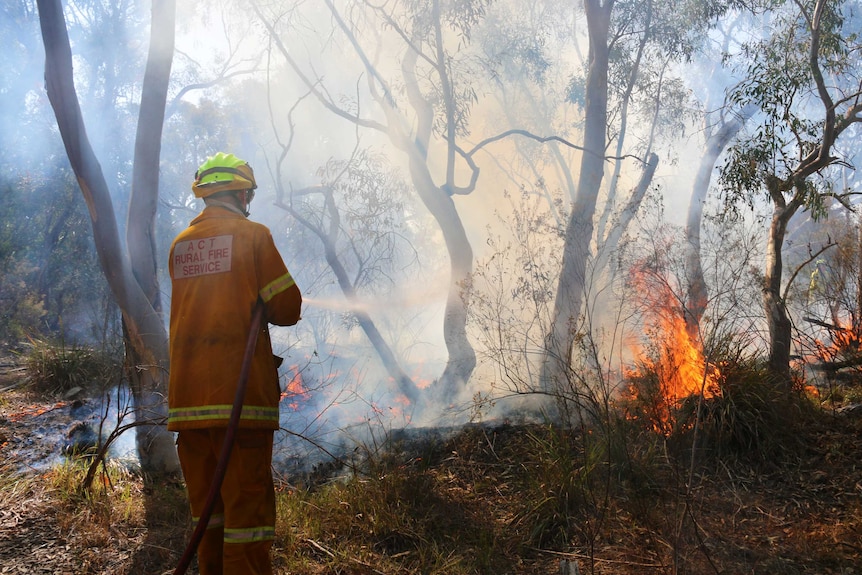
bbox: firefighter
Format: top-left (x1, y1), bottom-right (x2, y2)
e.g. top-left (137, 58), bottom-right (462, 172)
top-left (167, 152), bottom-right (302, 575)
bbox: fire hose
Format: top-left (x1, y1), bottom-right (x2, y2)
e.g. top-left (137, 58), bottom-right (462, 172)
top-left (173, 300), bottom-right (266, 575)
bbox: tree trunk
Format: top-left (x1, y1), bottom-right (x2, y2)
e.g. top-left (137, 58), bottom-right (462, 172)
top-left (596, 0), bottom-right (651, 244)
top-left (593, 152), bottom-right (659, 276)
top-left (398, 41), bottom-right (476, 401)
top-left (37, 0), bottom-right (179, 474)
top-left (541, 0), bottom-right (613, 398)
top-left (129, 0), bottom-right (175, 311)
top-left (126, 0), bottom-right (177, 472)
top-left (405, 153), bottom-right (476, 402)
top-left (764, 192), bottom-right (798, 386)
top-left (684, 108), bottom-right (752, 337)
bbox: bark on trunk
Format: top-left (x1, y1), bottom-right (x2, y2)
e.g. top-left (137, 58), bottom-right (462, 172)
top-left (541, 0), bottom-right (613, 398)
top-left (129, 0), bottom-right (175, 311)
top-left (38, 0), bottom-right (179, 474)
top-left (764, 193), bottom-right (797, 386)
top-left (126, 0), bottom-right (178, 473)
top-left (684, 109), bottom-right (752, 337)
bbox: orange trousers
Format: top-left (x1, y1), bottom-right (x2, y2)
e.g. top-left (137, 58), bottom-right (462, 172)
top-left (177, 428), bottom-right (276, 575)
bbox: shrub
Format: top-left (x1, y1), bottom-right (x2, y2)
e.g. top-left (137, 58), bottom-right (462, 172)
top-left (508, 424), bottom-right (603, 548)
top-left (676, 358), bottom-right (813, 461)
top-left (622, 347), bottom-right (814, 464)
top-left (21, 338), bottom-right (123, 396)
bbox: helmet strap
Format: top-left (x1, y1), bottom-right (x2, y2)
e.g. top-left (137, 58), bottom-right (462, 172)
top-left (238, 190), bottom-right (252, 217)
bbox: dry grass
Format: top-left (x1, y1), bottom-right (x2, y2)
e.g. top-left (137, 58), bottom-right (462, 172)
top-left (267, 410), bottom-right (862, 575)
top-left (0, 382), bottom-right (861, 574)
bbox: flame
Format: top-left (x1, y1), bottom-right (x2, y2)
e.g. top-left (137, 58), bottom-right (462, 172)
top-left (410, 360), bottom-right (435, 390)
top-left (809, 318), bottom-right (861, 363)
top-left (800, 317), bottom-right (859, 399)
top-left (280, 365), bottom-right (310, 411)
top-left (625, 268), bottom-right (720, 433)
top-left (392, 393), bottom-right (414, 424)
top-left (393, 394), bottom-right (411, 407)
top-left (642, 308), bottom-right (721, 402)
top-left (7, 402), bottom-right (68, 422)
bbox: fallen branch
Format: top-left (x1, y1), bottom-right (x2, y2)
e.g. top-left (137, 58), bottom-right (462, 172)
top-left (535, 548), bottom-right (667, 569)
top-left (304, 538), bottom-right (386, 574)
top-left (809, 356), bottom-right (862, 372)
top-left (803, 316), bottom-right (852, 332)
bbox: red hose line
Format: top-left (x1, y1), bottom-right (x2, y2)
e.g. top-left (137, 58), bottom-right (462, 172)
top-left (173, 300), bottom-right (266, 575)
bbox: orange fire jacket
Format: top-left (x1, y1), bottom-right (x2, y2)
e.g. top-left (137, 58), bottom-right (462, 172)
top-left (167, 204), bottom-right (302, 431)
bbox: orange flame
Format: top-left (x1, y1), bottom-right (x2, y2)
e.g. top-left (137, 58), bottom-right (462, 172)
top-left (641, 308), bottom-right (720, 402)
top-left (625, 268), bottom-right (720, 433)
top-left (280, 365), bottom-right (310, 411)
top-left (810, 318), bottom-right (861, 363)
top-left (410, 360), bottom-right (435, 390)
top-left (7, 402), bottom-right (67, 422)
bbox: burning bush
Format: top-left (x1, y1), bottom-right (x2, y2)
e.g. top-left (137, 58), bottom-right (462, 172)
top-left (621, 302), bottom-right (722, 438)
top-left (624, 349), bottom-right (815, 462)
top-left (679, 359), bottom-right (815, 459)
top-left (616, 256), bottom-right (816, 461)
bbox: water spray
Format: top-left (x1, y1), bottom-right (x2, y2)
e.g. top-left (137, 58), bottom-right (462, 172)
top-left (302, 296), bottom-right (371, 314)
top-left (302, 287), bottom-right (448, 314)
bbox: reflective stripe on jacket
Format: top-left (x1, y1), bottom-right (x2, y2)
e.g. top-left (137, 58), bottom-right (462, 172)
top-left (167, 205), bottom-right (302, 431)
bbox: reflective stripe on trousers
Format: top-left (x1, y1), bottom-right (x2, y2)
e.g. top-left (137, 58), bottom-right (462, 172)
top-left (177, 428), bottom-right (276, 575)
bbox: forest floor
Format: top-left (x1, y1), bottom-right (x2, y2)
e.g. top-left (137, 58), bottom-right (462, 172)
top-left (1, 369), bottom-right (861, 574)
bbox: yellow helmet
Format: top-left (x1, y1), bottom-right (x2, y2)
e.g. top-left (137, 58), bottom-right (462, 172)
top-left (191, 152), bottom-right (257, 198)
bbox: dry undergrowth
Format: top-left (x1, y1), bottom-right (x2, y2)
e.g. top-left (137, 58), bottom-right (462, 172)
top-left (0, 380), bottom-right (861, 575)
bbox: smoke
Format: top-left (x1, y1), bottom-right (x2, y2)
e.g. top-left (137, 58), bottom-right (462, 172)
top-left (13, 0), bottom-right (843, 475)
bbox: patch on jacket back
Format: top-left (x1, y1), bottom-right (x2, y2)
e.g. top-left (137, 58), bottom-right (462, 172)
top-left (172, 235), bottom-right (233, 279)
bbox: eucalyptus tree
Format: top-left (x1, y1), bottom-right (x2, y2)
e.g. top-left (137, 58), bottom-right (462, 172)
top-left (720, 0), bottom-right (862, 385)
top-left (537, 0), bottom-right (611, 400)
top-left (539, 0), bottom-right (743, 405)
top-left (471, 1), bottom-right (659, 400)
top-left (272, 145), bottom-right (426, 403)
top-left (253, 0), bottom-right (502, 402)
top-left (683, 10), bottom-right (759, 336)
top-left (37, 0), bottom-right (180, 474)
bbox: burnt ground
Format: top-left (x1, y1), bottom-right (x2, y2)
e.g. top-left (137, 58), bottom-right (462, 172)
top-left (0, 370), bottom-right (861, 574)
top-left (0, 380), bottom-right (188, 575)
top-left (0, 383), bottom-right (84, 574)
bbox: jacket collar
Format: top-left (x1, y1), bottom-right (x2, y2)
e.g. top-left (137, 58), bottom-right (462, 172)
top-left (203, 200), bottom-right (247, 217)
top-left (189, 203), bottom-right (247, 226)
